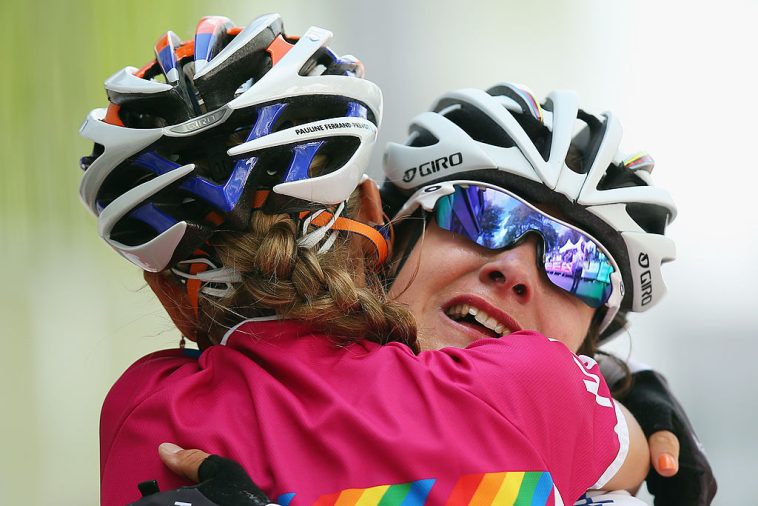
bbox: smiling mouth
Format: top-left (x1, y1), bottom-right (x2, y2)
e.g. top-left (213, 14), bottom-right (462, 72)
top-left (444, 304), bottom-right (514, 338)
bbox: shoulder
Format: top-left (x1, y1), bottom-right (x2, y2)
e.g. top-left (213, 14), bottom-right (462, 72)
top-left (100, 348), bottom-right (201, 452)
top-left (106, 348), bottom-right (201, 399)
top-left (460, 334), bottom-right (626, 497)
top-left (405, 332), bottom-right (575, 400)
top-left (398, 331), bottom-right (581, 381)
top-left (462, 331), bottom-right (585, 377)
top-left (452, 332), bottom-right (615, 413)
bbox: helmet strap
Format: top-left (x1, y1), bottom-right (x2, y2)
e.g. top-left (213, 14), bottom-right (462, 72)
top-left (186, 261), bottom-right (208, 319)
top-left (297, 208), bottom-right (389, 266)
top-left (297, 202), bottom-right (346, 251)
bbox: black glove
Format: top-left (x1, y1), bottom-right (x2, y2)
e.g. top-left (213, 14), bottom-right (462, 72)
top-left (618, 367), bottom-right (717, 506)
top-left (128, 455), bottom-right (274, 506)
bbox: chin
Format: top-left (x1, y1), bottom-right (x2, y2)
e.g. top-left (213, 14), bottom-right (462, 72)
top-left (418, 332), bottom-right (469, 351)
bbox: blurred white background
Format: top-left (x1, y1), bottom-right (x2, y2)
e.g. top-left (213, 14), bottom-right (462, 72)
top-left (1, 0), bottom-right (756, 503)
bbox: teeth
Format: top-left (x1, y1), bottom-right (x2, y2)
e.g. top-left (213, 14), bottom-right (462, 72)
top-left (445, 304), bottom-right (512, 336)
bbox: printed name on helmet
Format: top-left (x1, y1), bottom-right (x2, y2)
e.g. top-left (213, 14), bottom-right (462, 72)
top-left (402, 152), bottom-right (463, 183)
top-left (638, 252), bottom-right (652, 306)
top-left (295, 120), bottom-right (374, 136)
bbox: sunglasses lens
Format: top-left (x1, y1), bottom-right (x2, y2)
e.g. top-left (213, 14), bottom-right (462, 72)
top-left (434, 185), bottom-right (614, 308)
top-left (543, 248), bottom-right (614, 309)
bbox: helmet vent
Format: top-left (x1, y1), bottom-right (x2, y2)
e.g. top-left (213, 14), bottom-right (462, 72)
top-left (438, 101), bottom-right (514, 148)
top-left (117, 95), bottom-right (191, 128)
top-left (308, 137), bottom-right (360, 177)
top-left (111, 217), bottom-right (161, 247)
top-left (564, 143), bottom-right (585, 174)
top-left (301, 47), bottom-right (339, 76)
top-left (81, 143), bottom-right (106, 171)
top-left (407, 127), bottom-right (438, 147)
top-left (597, 163), bottom-right (648, 191)
top-left (98, 163), bottom-right (158, 208)
top-left (626, 203), bottom-right (670, 235)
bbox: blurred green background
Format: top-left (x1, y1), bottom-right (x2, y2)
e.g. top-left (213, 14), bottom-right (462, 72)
top-left (0, 2), bottom-right (288, 503)
top-left (2, 1), bottom-right (756, 504)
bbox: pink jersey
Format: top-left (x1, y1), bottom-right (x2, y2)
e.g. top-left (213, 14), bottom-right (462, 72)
top-left (100, 320), bottom-right (628, 506)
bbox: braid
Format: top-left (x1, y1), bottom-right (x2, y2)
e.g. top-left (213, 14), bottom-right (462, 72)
top-left (196, 206), bottom-right (418, 351)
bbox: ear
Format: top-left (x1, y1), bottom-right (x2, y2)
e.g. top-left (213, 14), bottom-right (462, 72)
top-left (144, 270), bottom-right (199, 343)
top-left (355, 177), bottom-right (384, 226)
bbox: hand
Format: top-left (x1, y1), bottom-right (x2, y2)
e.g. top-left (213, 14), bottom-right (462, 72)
top-left (127, 442), bottom-right (273, 506)
top-left (647, 430), bottom-right (679, 478)
top-left (158, 443), bottom-right (211, 482)
top-left (621, 369), bottom-right (717, 505)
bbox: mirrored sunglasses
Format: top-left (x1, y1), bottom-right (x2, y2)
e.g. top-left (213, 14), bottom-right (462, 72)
top-left (397, 182), bottom-right (622, 309)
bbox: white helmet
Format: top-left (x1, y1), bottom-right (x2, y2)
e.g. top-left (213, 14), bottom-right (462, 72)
top-left (80, 13), bottom-right (382, 272)
top-left (383, 83), bottom-right (676, 339)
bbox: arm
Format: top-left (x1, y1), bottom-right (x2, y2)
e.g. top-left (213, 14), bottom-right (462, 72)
top-left (466, 334), bottom-right (645, 501)
top-left (602, 403), bottom-right (649, 493)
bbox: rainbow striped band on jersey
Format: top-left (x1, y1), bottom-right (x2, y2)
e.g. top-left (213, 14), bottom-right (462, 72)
top-left (394, 181), bottom-right (624, 310)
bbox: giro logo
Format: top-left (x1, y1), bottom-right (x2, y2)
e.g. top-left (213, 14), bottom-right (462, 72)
top-left (638, 252), bottom-right (652, 306)
top-left (403, 167), bottom-right (417, 182)
top-left (170, 108), bottom-right (229, 135)
top-left (402, 152), bottom-right (463, 183)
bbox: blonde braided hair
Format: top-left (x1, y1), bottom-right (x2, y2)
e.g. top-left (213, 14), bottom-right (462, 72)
top-left (196, 198), bottom-right (418, 350)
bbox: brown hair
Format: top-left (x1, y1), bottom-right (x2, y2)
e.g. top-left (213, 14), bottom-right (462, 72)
top-left (194, 199), bottom-right (418, 351)
top-left (579, 311), bottom-right (632, 398)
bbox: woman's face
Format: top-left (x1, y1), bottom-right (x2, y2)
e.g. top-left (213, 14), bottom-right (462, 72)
top-left (388, 221), bottom-right (596, 353)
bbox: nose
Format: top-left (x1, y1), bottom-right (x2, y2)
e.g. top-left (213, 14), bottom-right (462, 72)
top-left (478, 235), bottom-right (542, 302)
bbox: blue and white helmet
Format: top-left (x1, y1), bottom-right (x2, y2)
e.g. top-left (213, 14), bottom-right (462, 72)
top-left (80, 13), bottom-right (382, 272)
top-left (383, 83), bottom-right (677, 337)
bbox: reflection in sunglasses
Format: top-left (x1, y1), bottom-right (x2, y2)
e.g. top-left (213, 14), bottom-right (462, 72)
top-left (435, 185), bottom-right (614, 308)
